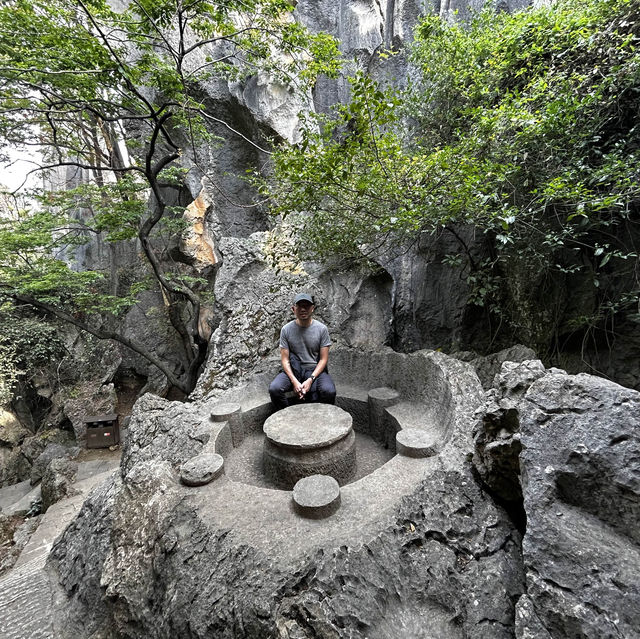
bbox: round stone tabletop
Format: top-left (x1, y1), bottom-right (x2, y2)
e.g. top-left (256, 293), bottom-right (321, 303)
top-left (263, 404), bottom-right (353, 450)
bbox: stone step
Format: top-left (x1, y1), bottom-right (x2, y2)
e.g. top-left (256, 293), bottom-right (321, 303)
top-left (0, 467), bottom-right (119, 639)
top-left (0, 554), bottom-right (53, 639)
top-left (0, 480), bottom-right (33, 513)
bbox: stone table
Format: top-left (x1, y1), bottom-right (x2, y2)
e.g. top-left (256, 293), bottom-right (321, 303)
top-left (263, 404), bottom-right (356, 489)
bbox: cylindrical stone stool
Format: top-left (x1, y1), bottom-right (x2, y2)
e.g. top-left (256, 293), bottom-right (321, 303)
top-left (368, 387), bottom-right (400, 448)
top-left (263, 404), bottom-right (356, 490)
top-left (396, 428), bottom-right (438, 458)
top-left (210, 402), bottom-right (244, 447)
top-left (292, 474), bottom-right (341, 519)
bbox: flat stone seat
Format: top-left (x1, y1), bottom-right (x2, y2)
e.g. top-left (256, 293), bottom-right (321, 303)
top-left (180, 453), bottom-right (225, 486)
top-left (292, 474), bottom-right (341, 519)
top-left (396, 428), bottom-right (439, 458)
top-left (368, 387), bottom-right (400, 403)
top-left (263, 404), bottom-right (356, 489)
top-left (210, 402), bottom-right (244, 447)
top-left (210, 402), bottom-right (242, 421)
top-left (263, 404), bottom-right (352, 450)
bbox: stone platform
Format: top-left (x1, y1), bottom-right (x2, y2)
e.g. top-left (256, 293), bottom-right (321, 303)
top-left (263, 404), bottom-right (356, 489)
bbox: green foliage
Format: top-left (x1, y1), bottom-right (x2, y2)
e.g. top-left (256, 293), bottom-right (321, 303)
top-left (266, 0), bottom-right (640, 349)
top-left (0, 306), bottom-right (66, 404)
top-left (0, 0), bottom-right (340, 392)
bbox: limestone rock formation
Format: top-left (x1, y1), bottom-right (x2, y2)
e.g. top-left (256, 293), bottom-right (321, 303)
top-left (30, 442), bottom-right (81, 486)
top-left (474, 360), bottom-right (640, 638)
top-left (0, 408), bottom-right (30, 448)
top-left (516, 370), bottom-right (640, 638)
top-left (49, 348), bottom-right (530, 638)
top-left (46, 349), bottom-right (640, 638)
top-left (192, 234), bottom-right (393, 399)
top-left (41, 458), bottom-right (79, 512)
top-left (0, 429), bottom-right (74, 489)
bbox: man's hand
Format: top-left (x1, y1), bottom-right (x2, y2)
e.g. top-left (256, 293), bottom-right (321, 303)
top-left (293, 379), bottom-right (305, 398)
top-left (298, 378), bottom-right (313, 399)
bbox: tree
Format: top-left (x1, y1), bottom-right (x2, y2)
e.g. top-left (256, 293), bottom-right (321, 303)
top-left (0, 0), bottom-right (339, 394)
top-left (264, 0), bottom-right (640, 353)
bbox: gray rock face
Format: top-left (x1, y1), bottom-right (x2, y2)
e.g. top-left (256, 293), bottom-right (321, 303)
top-left (50, 470), bottom-right (523, 639)
top-left (47, 348), bottom-right (529, 639)
top-left (41, 458), bottom-right (79, 512)
top-left (474, 361), bottom-right (640, 638)
top-left (0, 429), bottom-right (74, 489)
top-left (470, 344), bottom-right (539, 390)
top-left (30, 443), bottom-right (80, 486)
top-left (0, 408), bottom-right (30, 448)
top-left (473, 360), bottom-right (546, 502)
top-left (192, 234), bottom-right (393, 399)
top-left (121, 393), bottom-right (214, 476)
top-left (516, 371), bottom-right (640, 638)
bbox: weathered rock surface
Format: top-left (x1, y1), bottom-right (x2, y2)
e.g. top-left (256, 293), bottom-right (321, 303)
top-left (474, 360), bottom-right (640, 638)
top-left (41, 458), bottom-right (79, 512)
top-left (473, 359), bottom-right (546, 503)
top-left (516, 370), bottom-right (640, 638)
top-left (50, 469), bottom-right (523, 639)
top-left (30, 443), bottom-right (80, 486)
top-left (193, 233), bottom-right (393, 399)
top-left (0, 429), bottom-right (74, 489)
top-left (47, 348), bottom-right (530, 639)
top-left (0, 407), bottom-right (30, 448)
top-left (469, 344), bottom-right (539, 390)
top-left (121, 393), bottom-right (214, 476)
top-left (0, 513), bottom-right (42, 575)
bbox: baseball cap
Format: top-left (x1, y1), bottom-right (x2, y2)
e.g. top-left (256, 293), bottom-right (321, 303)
top-left (293, 293), bottom-right (314, 305)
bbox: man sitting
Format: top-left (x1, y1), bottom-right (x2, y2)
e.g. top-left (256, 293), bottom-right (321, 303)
top-left (269, 293), bottom-right (336, 410)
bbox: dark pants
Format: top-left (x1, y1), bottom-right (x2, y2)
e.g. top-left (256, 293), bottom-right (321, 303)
top-left (269, 370), bottom-right (337, 410)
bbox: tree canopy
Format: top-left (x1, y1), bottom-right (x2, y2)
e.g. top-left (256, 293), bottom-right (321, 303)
top-left (0, 0), bottom-right (339, 394)
top-left (264, 0), bottom-right (640, 352)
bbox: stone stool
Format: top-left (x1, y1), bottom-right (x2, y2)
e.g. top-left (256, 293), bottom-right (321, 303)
top-left (210, 402), bottom-right (244, 447)
top-left (396, 428), bottom-right (438, 458)
top-left (292, 474), bottom-right (341, 519)
top-left (368, 387), bottom-right (400, 448)
top-left (180, 453), bottom-right (225, 486)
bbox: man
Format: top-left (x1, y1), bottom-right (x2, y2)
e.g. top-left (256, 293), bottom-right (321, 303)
top-left (269, 293), bottom-right (336, 410)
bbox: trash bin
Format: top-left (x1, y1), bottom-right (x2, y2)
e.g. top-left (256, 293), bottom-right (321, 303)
top-left (85, 413), bottom-right (120, 448)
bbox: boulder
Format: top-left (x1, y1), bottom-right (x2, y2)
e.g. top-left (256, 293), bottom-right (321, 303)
top-left (0, 407), bottom-right (30, 447)
top-left (515, 371), bottom-right (640, 638)
top-left (41, 458), bottom-right (79, 512)
top-left (0, 512), bottom-right (42, 576)
top-left (473, 360), bottom-right (546, 503)
top-left (30, 443), bottom-right (80, 486)
top-left (470, 345), bottom-right (539, 390)
top-left (474, 361), bottom-right (640, 637)
top-left (1, 429), bottom-right (72, 488)
top-left (121, 393), bottom-right (214, 477)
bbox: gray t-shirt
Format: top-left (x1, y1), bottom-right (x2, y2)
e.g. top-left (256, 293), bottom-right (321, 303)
top-left (279, 320), bottom-right (332, 370)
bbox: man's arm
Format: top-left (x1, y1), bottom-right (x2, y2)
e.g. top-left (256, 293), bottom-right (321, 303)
top-left (300, 346), bottom-right (330, 396)
top-left (281, 347), bottom-right (304, 397)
